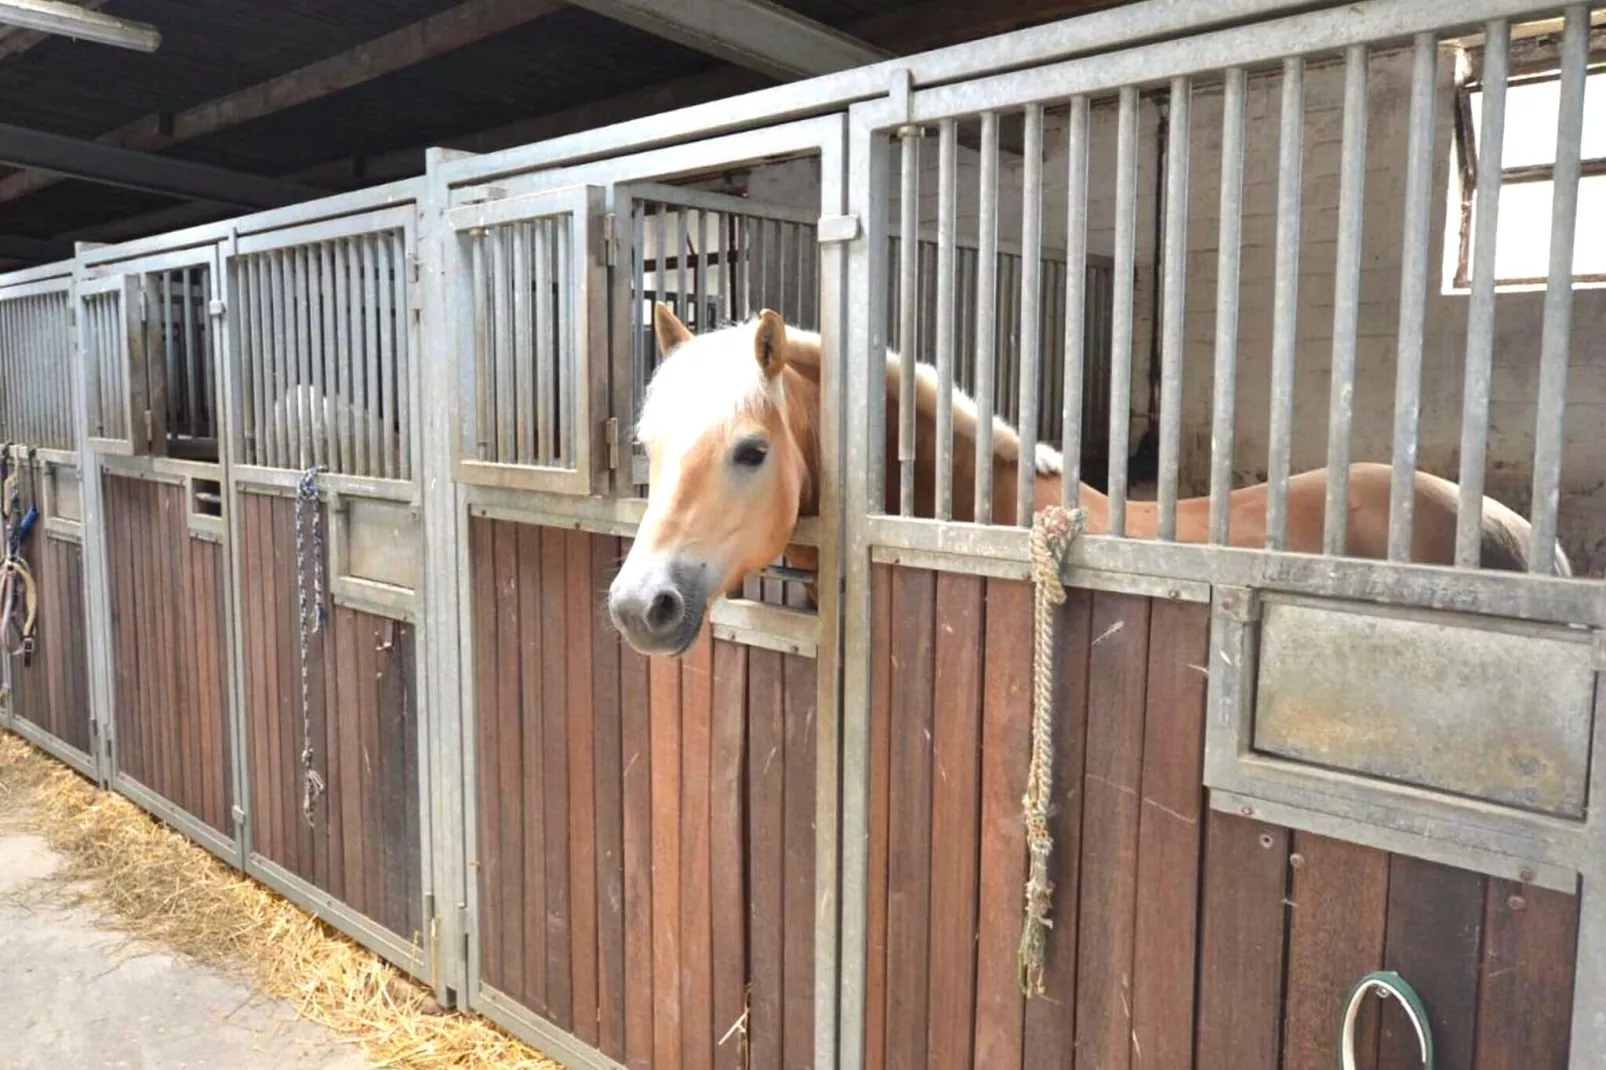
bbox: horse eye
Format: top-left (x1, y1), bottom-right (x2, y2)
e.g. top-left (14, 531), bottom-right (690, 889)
top-left (733, 441), bottom-right (768, 469)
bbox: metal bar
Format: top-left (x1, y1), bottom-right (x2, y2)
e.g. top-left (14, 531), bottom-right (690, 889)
top-left (318, 242), bottom-right (335, 471)
top-left (896, 125), bottom-right (920, 517)
top-left (632, 201), bottom-right (646, 446)
top-left (184, 267), bottom-right (200, 438)
top-left (1528, 5), bottom-right (1588, 576)
top-left (1157, 76), bottom-right (1190, 541)
top-left (334, 240), bottom-right (353, 473)
top-left (1016, 103), bottom-right (1045, 527)
top-left (296, 246), bottom-right (314, 468)
top-left (933, 119), bottom-right (957, 521)
top-left (365, 234), bottom-right (383, 477)
top-left (676, 205), bottom-right (687, 318)
top-left (1266, 57), bottom-right (1304, 551)
top-left (271, 250), bottom-right (290, 468)
top-left (535, 217), bottom-right (555, 466)
top-left (695, 208), bottom-right (708, 331)
top-left (1209, 68), bottom-right (1246, 545)
top-left (379, 230), bottom-right (397, 479)
top-left (1388, 35), bottom-right (1439, 563)
top-left (512, 222), bottom-right (533, 466)
top-left (395, 229), bottom-right (412, 483)
top-left (0, 0), bottom-right (160, 52)
top-left (492, 223), bottom-right (513, 464)
top-left (558, 213), bottom-right (574, 464)
top-left (353, 236), bottom-right (371, 475)
top-left (1457, 20), bottom-right (1509, 569)
top-left (973, 111), bottom-right (999, 524)
top-left (242, 261), bottom-right (260, 463)
top-left (1108, 85), bottom-right (1139, 537)
top-left (162, 270), bottom-right (175, 429)
top-left (1324, 45), bottom-right (1369, 557)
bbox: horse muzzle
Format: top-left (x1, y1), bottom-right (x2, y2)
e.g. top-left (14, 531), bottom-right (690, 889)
top-left (607, 555), bottom-right (711, 657)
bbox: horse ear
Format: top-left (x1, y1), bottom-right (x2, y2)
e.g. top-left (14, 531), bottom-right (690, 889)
top-left (653, 301), bottom-right (693, 357)
top-left (754, 309), bottom-right (788, 379)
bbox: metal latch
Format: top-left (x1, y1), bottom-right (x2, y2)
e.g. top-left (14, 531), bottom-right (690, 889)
top-left (604, 212), bottom-right (617, 267)
top-left (604, 417), bottom-right (621, 470)
top-left (208, 298), bottom-right (226, 318)
top-left (817, 215), bottom-right (861, 244)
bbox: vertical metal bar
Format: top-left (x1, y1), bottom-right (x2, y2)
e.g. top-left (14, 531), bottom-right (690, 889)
top-left (676, 206), bottom-right (688, 319)
top-left (1157, 77), bottom-right (1190, 540)
top-left (632, 201), bottom-right (646, 434)
top-left (512, 222), bottom-right (533, 466)
top-left (1456, 20), bottom-right (1508, 569)
top-left (271, 251), bottom-right (291, 468)
top-left (695, 209), bottom-right (708, 330)
top-left (379, 231), bottom-right (397, 479)
top-left (558, 214), bottom-right (575, 464)
top-left (896, 125), bottom-right (921, 517)
top-left (1209, 69), bottom-right (1247, 546)
top-left (183, 267), bottom-right (200, 439)
top-left (974, 111), bottom-right (1000, 523)
top-left (491, 224), bottom-right (513, 465)
top-left (294, 249), bottom-right (312, 467)
top-left (535, 218), bottom-right (555, 466)
top-left (1529, 7), bottom-right (1588, 575)
top-left (933, 119), bottom-right (958, 521)
top-left (395, 230), bottom-right (412, 483)
top-left (657, 202), bottom-right (670, 324)
top-left (248, 259), bottom-right (266, 464)
top-left (307, 248), bottom-right (325, 468)
top-left (86, 296), bottom-right (103, 439)
top-left (364, 235), bottom-right (381, 478)
top-left (1108, 85), bottom-right (1140, 537)
top-left (335, 240), bottom-right (353, 472)
top-left (1387, 35), bottom-right (1439, 563)
top-left (161, 271), bottom-right (175, 431)
top-left (350, 237), bottom-right (368, 473)
top-left (318, 243), bottom-right (336, 472)
top-left (793, 221), bottom-right (807, 326)
top-left (1324, 45), bottom-right (1369, 557)
top-left (1062, 93), bottom-right (1088, 512)
top-left (1266, 58), bottom-right (1304, 550)
top-left (1016, 104), bottom-right (1046, 527)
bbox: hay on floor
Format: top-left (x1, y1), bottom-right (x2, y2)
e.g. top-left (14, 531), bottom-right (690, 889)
top-left (0, 731), bottom-right (563, 1070)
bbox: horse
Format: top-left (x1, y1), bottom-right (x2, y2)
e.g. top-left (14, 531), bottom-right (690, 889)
top-left (607, 302), bottom-right (1567, 656)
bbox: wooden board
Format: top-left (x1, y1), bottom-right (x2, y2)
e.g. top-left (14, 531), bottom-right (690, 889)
top-left (8, 527), bottom-right (92, 759)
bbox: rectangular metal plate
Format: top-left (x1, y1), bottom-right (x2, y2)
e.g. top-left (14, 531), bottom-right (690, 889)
top-left (1253, 596), bottom-right (1595, 818)
top-left (345, 498), bottom-right (418, 591)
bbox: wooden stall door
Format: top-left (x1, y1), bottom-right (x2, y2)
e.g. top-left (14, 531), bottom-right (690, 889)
top-left (470, 518), bottom-right (817, 1070)
top-left (7, 523), bottom-right (92, 760)
top-left (862, 564), bottom-right (1581, 1070)
top-left (103, 473), bottom-right (233, 834)
top-left (238, 490), bottom-right (423, 944)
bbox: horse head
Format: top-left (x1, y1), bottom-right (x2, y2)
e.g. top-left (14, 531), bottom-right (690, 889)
top-left (608, 302), bottom-right (818, 656)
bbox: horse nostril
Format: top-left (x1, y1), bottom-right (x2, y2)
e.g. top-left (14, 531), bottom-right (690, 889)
top-left (644, 589), bottom-right (682, 633)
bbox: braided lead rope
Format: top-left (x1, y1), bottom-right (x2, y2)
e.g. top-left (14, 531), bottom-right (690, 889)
top-left (1018, 504), bottom-right (1085, 996)
top-left (295, 464), bottom-right (328, 826)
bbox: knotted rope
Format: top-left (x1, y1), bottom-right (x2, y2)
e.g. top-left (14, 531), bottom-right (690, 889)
top-left (295, 465), bottom-right (328, 826)
top-left (1018, 503), bottom-right (1085, 997)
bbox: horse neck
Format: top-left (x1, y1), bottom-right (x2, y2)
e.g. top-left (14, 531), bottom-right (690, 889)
top-left (780, 362), bottom-right (821, 517)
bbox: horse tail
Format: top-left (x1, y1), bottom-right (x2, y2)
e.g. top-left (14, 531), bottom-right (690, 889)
top-left (1477, 507), bottom-right (1574, 576)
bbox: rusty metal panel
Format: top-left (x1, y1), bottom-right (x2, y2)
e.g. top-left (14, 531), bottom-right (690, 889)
top-left (1253, 595), bottom-right (1595, 818)
top-left (345, 497), bottom-right (419, 591)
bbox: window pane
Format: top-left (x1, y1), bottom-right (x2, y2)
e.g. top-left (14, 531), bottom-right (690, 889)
top-left (1471, 72), bottom-right (1606, 170)
top-left (1483, 175), bottom-right (1606, 280)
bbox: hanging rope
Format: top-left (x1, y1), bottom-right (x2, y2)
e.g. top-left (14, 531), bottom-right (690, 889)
top-left (295, 464), bottom-right (328, 826)
top-left (1017, 503), bottom-right (1085, 997)
top-left (0, 445), bottom-right (40, 667)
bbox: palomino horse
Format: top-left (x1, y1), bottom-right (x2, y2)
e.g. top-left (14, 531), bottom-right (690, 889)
top-left (607, 303), bottom-right (1566, 656)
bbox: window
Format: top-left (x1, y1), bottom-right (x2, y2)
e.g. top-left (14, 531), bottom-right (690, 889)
top-left (1453, 30), bottom-right (1606, 288)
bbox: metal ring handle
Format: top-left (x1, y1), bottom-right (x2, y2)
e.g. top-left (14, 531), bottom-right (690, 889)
top-left (1340, 970), bottom-right (1434, 1070)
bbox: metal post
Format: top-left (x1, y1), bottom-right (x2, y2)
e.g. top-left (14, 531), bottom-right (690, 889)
top-left (1266, 57), bottom-right (1303, 551)
top-left (1209, 68), bottom-right (1246, 546)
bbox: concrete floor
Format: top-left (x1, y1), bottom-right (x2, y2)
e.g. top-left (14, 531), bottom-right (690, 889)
top-left (0, 824), bottom-right (375, 1070)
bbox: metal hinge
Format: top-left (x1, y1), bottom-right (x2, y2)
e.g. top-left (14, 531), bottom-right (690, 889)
top-left (603, 212), bottom-right (617, 267)
top-left (208, 298), bottom-right (225, 318)
top-left (604, 416), bottom-right (621, 470)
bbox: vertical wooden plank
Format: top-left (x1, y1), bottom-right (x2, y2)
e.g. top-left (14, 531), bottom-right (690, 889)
top-left (304, 539), bottom-right (331, 890)
top-left (1474, 881), bottom-right (1578, 1070)
top-left (400, 626), bottom-right (422, 937)
top-left (926, 573), bottom-right (984, 1070)
top-left (377, 618), bottom-right (410, 937)
top-left (621, 628), bottom-right (656, 1069)
top-left (782, 653), bottom-right (817, 1070)
top-left (1073, 591), bottom-right (1152, 1070)
top-left (710, 639), bottom-right (748, 1070)
top-left (191, 541), bottom-right (217, 831)
top-left (747, 646), bottom-right (785, 1070)
top-left (1193, 813), bottom-right (1289, 1070)
top-left (294, 500), bottom-right (318, 881)
top-left (884, 567), bottom-right (936, 1070)
top-left (517, 522), bottom-right (548, 1012)
top-left (321, 556), bottom-right (345, 904)
top-left (1022, 588), bottom-right (1096, 1067)
top-left (567, 529), bottom-right (600, 1046)
top-left (471, 518), bottom-right (501, 990)
top-left (1282, 834), bottom-right (1390, 1070)
top-left (1378, 857), bottom-right (1484, 1070)
top-left (494, 522), bottom-right (526, 996)
top-left (680, 625), bottom-right (714, 1070)
top-left (974, 578), bottom-right (1033, 1070)
top-left (541, 528), bottom-right (574, 1028)
top-left (105, 479), bottom-right (135, 783)
top-left (153, 483), bottom-right (177, 809)
top-left (272, 496), bottom-right (299, 875)
top-left (591, 535), bottom-right (627, 1062)
top-left (1131, 600), bottom-right (1210, 1070)
top-left (865, 563), bottom-right (894, 1070)
top-left (180, 535), bottom-right (201, 822)
top-left (651, 629), bottom-right (684, 1070)
top-left (245, 494), bottom-right (272, 860)
top-left (357, 609), bottom-right (384, 920)
top-left (337, 593), bottom-right (366, 915)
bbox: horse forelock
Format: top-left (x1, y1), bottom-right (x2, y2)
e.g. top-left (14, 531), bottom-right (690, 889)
top-left (635, 318), bottom-right (789, 458)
